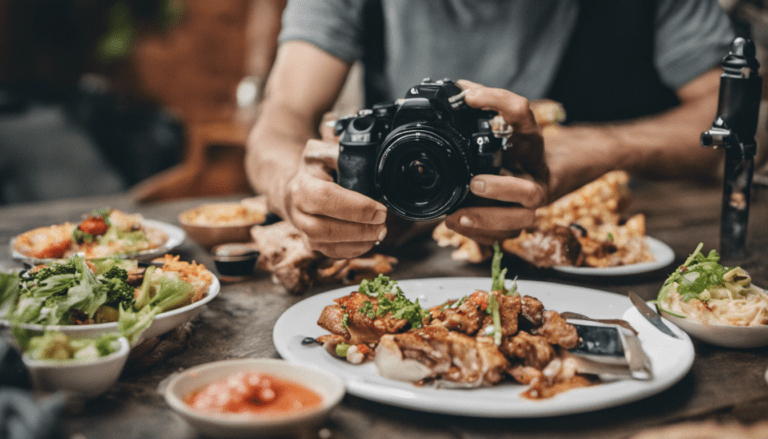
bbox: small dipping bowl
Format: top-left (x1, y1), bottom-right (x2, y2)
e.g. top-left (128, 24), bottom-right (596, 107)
top-left (211, 243), bottom-right (259, 281)
top-left (164, 358), bottom-right (345, 438)
top-left (22, 336), bottom-right (130, 397)
top-left (179, 203), bottom-right (266, 249)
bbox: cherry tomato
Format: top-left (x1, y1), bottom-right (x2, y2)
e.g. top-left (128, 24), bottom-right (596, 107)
top-left (79, 217), bottom-right (109, 236)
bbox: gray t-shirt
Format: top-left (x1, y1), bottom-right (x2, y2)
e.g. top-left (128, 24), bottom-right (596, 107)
top-left (279, 0), bottom-right (735, 102)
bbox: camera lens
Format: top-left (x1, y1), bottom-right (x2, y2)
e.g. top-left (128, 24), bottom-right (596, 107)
top-left (406, 158), bottom-right (439, 191)
top-left (375, 124), bottom-right (471, 220)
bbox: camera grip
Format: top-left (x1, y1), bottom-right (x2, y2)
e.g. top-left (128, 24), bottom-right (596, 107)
top-left (337, 143), bottom-right (378, 199)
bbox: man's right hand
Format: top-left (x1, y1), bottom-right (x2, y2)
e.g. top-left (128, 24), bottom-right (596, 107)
top-left (283, 139), bottom-right (389, 259)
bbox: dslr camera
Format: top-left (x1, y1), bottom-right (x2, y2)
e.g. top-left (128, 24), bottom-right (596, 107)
top-left (336, 78), bottom-right (504, 221)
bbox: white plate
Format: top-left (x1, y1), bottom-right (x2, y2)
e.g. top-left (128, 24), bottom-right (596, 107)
top-left (656, 301), bottom-right (768, 349)
top-left (10, 219), bottom-right (186, 264)
top-left (5, 277), bottom-right (219, 343)
top-left (552, 236), bottom-right (675, 276)
top-left (273, 278), bottom-right (694, 418)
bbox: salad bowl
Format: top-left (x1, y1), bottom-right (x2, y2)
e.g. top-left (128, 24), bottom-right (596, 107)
top-left (23, 336), bottom-right (130, 396)
top-left (3, 277), bottom-right (220, 342)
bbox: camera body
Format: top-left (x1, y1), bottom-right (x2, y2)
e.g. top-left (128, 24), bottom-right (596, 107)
top-left (336, 78), bottom-right (503, 221)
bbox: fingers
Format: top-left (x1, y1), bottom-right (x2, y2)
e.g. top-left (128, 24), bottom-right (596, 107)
top-left (288, 173), bottom-right (387, 224)
top-left (292, 211), bottom-right (387, 243)
top-left (303, 139), bottom-right (340, 173)
top-left (311, 241), bottom-right (378, 259)
top-left (470, 175), bottom-right (546, 208)
top-left (444, 205), bottom-right (536, 244)
top-left (285, 170), bottom-right (388, 255)
top-left (456, 79), bottom-right (482, 91)
top-left (460, 84), bottom-right (540, 138)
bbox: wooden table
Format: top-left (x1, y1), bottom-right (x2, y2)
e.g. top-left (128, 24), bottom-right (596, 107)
top-left (1, 179), bottom-right (767, 439)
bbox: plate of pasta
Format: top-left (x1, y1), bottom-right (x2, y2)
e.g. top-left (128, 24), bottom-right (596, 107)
top-left (655, 243), bottom-right (768, 348)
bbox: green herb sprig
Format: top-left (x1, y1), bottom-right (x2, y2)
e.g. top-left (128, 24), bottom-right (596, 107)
top-left (659, 242), bottom-right (731, 304)
top-left (487, 243), bottom-right (519, 345)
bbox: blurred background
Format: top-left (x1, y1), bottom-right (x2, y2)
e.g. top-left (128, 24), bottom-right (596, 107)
top-left (0, 0), bottom-right (766, 206)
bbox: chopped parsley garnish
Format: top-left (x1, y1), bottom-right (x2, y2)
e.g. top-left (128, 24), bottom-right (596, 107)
top-left (359, 300), bottom-right (375, 319)
top-left (658, 242), bottom-right (732, 304)
top-left (358, 274), bottom-right (398, 297)
top-left (355, 274), bottom-right (429, 329)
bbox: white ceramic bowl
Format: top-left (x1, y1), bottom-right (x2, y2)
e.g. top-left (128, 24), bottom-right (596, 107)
top-left (658, 309), bottom-right (768, 348)
top-left (5, 277), bottom-right (220, 343)
top-left (23, 336), bottom-right (130, 396)
top-left (179, 203), bottom-right (266, 249)
top-left (164, 358), bottom-right (345, 438)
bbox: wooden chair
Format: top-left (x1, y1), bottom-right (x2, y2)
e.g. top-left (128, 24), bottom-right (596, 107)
top-left (128, 0), bottom-right (274, 202)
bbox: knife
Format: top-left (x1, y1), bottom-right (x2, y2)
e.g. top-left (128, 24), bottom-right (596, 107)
top-left (568, 321), bottom-right (653, 380)
top-left (628, 292), bottom-right (679, 339)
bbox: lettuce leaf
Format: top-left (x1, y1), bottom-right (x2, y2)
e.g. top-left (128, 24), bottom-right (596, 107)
top-left (6, 255), bottom-right (109, 325)
top-left (118, 303), bottom-right (161, 345)
top-left (0, 271), bottom-right (20, 311)
top-left (90, 257), bottom-right (138, 276)
top-left (136, 268), bottom-right (195, 313)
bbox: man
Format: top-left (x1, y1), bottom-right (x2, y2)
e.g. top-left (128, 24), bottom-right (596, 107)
top-left (246, 0), bottom-right (735, 258)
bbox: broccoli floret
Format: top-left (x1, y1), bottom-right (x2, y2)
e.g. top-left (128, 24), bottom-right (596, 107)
top-left (26, 260), bottom-right (77, 285)
top-left (102, 266), bottom-right (128, 282)
top-left (99, 267), bottom-right (135, 310)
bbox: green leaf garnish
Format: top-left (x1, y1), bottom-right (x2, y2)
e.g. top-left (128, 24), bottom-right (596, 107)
top-left (660, 243), bottom-right (731, 303)
top-left (356, 274), bottom-right (428, 329)
top-left (358, 300), bottom-right (375, 319)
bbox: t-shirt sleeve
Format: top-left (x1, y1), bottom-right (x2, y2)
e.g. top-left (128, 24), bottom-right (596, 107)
top-left (654, 0), bottom-right (736, 90)
top-left (278, 0), bottom-right (367, 63)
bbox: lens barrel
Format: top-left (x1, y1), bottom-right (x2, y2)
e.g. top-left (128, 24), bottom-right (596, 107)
top-left (375, 123), bottom-right (471, 221)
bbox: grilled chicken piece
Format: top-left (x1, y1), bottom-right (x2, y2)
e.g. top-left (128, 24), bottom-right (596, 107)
top-left (431, 290), bottom-right (522, 338)
top-left (317, 292), bottom-right (409, 345)
top-left (375, 326), bottom-right (508, 387)
top-left (499, 331), bottom-right (555, 370)
top-left (520, 295), bottom-right (544, 327)
top-left (502, 225), bottom-right (582, 267)
top-left (429, 290), bottom-right (488, 335)
top-left (252, 221), bottom-right (318, 294)
top-left (537, 310), bottom-right (579, 349)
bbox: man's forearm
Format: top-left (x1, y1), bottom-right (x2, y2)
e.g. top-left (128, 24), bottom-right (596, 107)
top-left (245, 105), bottom-right (315, 219)
top-left (546, 70), bottom-right (721, 200)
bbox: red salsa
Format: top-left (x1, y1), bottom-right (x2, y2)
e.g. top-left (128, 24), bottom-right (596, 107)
top-left (185, 372), bottom-right (322, 415)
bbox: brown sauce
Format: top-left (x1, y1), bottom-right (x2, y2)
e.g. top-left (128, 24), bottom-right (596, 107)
top-left (522, 374), bottom-right (599, 400)
top-left (185, 372), bottom-right (322, 415)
